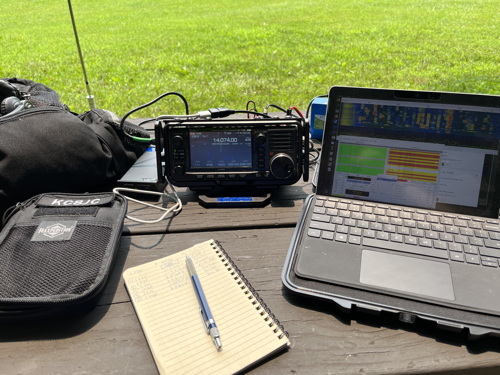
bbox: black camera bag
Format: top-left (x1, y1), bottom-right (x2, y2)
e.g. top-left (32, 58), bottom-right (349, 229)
top-left (0, 78), bottom-right (150, 218)
top-left (0, 192), bottom-right (126, 321)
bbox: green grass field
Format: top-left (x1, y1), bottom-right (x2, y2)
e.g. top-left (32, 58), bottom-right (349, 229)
top-left (1, 0), bottom-right (499, 117)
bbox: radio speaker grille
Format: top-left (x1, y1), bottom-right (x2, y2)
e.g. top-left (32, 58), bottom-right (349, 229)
top-left (268, 130), bottom-right (296, 153)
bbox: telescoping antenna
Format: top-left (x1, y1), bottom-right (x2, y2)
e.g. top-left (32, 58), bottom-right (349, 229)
top-left (68, 0), bottom-right (96, 110)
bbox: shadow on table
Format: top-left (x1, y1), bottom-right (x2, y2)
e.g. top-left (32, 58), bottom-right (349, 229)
top-left (0, 237), bottom-right (132, 343)
top-left (282, 287), bottom-right (500, 355)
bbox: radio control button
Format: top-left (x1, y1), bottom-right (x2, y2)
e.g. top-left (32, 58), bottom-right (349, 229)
top-left (258, 158), bottom-right (265, 162)
top-left (258, 147), bottom-right (265, 152)
top-left (196, 175), bottom-right (204, 179)
top-left (256, 173), bottom-right (262, 178)
top-left (238, 175), bottom-right (247, 179)
top-left (256, 133), bottom-right (267, 145)
top-left (258, 153), bottom-right (265, 157)
top-left (173, 165), bottom-right (184, 176)
top-left (172, 135), bottom-right (184, 147)
top-left (264, 172), bottom-right (270, 178)
top-left (217, 175), bottom-right (226, 179)
top-left (228, 175), bottom-right (236, 179)
top-left (207, 175), bottom-right (215, 179)
top-left (270, 153), bottom-right (294, 179)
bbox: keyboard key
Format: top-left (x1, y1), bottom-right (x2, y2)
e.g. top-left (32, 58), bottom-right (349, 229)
top-left (349, 204), bottom-right (360, 212)
top-left (349, 236), bottom-right (361, 245)
top-left (310, 221), bottom-right (336, 232)
top-left (483, 223), bottom-right (500, 232)
top-left (358, 221), bottom-right (369, 229)
top-left (321, 231), bottom-right (334, 240)
top-left (390, 233), bottom-right (403, 242)
top-left (440, 217), bottom-right (454, 225)
top-left (460, 228), bottom-right (474, 236)
top-left (490, 232), bottom-right (500, 240)
top-left (326, 208), bottom-right (338, 216)
top-left (398, 227), bottom-right (410, 235)
top-left (469, 238), bottom-right (483, 246)
top-left (426, 215), bottom-right (439, 223)
top-left (425, 231), bottom-right (438, 240)
top-left (465, 254), bottom-right (480, 265)
top-left (350, 227), bottom-right (362, 236)
top-left (313, 207), bottom-right (326, 214)
top-left (324, 201), bottom-right (336, 208)
top-left (475, 230), bottom-right (488, 238)
top-left (405, 237), bottom-right (418, 245)
top-left (412, 213), bottom-right (425, 221)
top-left (482, 260), bottom-right (498, 268)
top-left (344, 219), bottom-right (356, 227)
top-left (361, 206), bottom-right (373, 214)
top-left (463, 245), bottom-right (478, 254)
top-left (445, 226), bottom-right (459, 234)
top-left (454, 235), bottom-right (468, 244)
top-left (417, 222), bottom-right (430, 230)
top-left (331, 217), bottom-right (344, 225)
top-left (377, 216), bottom-right (389, 224)
top-left (376, 232), bottom-right (389, 241)
top-left (432, 224), bottom-right (445, 232)
top-left (363, 238), bottom-right (448, 259)
top-left (308, 229), bottom-right (321, 238)
top-left (434, 240), bottom-right (447, 250)
top-left (365, 214), bottom-right (376, 222)
top-left (454, 219), bottom-right (468, 227)
top-left (411, 229), bottom-right (424, 237)
top-left (468, 221), bottom-right (482, 229)
top-left (351, 212), bottom-right (363, 220)
top-left (448, 243), bottom-right (463, 252)
top-left (337, 225), bottom-right (349, 234)
top-left (383, 224), bottom-right (396, 233)
top-left (439, 233), bottom-right (454, 242)
top-left (390, 218), bottom-right (403, 226)
top-left (315, 200), bottom-right (324, 207)
top-left (419, 238), bottom-right (432, 247)
top-left (386, 210), bottom-right (398, 217)
top-left (339, 210), bottom-right (351, 218)
top-left (478, 247), bottom-right (500, 258)
top-left (484, 239), bottom-right (500, 249)
top-left (404, 220), bottom-right (416, 228)
top-left (363, 229), bottom-right (376, 238)
top-left (312, 214), bottom-right (330, 223)
top-left (370, 223), bottom-right (383, 231)
top-left (335, 233), bottom-right (348, 242)
top-left (450, 253), bottom-right (465, 262)
top-left (399, 212), bottom-right (412, 219)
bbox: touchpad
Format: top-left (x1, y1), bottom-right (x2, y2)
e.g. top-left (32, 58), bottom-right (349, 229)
top-left (360, 250), bottom-right (455, 300)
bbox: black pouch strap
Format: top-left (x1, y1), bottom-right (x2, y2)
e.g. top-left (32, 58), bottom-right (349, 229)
top-left (87, 124), bottom-right (128, 176)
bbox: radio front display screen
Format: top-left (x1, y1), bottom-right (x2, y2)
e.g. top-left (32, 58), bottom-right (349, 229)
top-left (189, 130), bottom-right (252, 168)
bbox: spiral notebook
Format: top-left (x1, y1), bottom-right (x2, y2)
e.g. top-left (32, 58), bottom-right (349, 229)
top-left (123, 239), bottom-right (290, 375)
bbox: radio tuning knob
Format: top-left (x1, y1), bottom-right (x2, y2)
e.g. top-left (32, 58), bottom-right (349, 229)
top-left (255, 133), bottom-right (266, 145)
top-left (270, 153), bottom-right (294, 179)
top-left (173, 135), bottom-right (184, 147)
top-left (173, 165), bottom-right (184, 176)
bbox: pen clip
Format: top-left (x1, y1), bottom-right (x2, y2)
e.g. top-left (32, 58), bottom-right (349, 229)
top-left (199, 307), bottom-right (210, 334)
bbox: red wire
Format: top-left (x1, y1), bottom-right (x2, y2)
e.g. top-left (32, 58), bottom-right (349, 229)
top-left (246, 100), bottom-right (256, 119)
top-left (289, 106), bottom-right (305, 120)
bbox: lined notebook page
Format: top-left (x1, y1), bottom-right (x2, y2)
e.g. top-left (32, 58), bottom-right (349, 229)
top-left (123, 240), bottom-right (289, 375)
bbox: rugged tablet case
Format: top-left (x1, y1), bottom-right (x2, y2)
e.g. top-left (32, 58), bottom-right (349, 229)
top-left (281, 194), bottom-right (500, 340)
top-left (0, 192), bottom-right (127, 321)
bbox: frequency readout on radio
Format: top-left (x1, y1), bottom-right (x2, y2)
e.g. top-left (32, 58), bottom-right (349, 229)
top-left (189, 130), bottom-right (252, 168)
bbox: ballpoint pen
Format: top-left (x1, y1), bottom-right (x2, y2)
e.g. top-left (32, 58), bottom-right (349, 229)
top-left (186, 255), bottom-right (222, 350)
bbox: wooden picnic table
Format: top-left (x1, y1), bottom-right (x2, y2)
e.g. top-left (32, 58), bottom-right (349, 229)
top-left (1, 119), bottom-right (500, 375)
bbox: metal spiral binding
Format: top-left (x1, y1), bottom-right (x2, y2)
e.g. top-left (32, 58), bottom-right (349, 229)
top-left (211, 240), bottom-right (289, 339)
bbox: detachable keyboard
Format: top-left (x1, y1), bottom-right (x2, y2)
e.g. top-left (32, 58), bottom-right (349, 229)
top-left (307, 196), bottom-right (500, 268)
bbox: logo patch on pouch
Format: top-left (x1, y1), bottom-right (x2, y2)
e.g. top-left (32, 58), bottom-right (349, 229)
top-left (31, 221), bottom-right (77, 242)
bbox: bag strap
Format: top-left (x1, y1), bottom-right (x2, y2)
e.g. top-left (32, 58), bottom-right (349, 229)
top-left (87, 124), bottom-right (128, 177)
